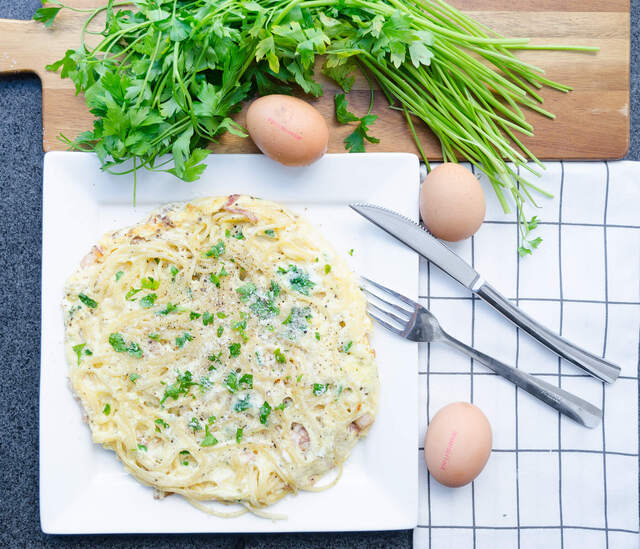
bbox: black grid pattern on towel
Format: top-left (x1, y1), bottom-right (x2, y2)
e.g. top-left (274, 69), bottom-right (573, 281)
top-left (414, 161), bottom-right (640, 549)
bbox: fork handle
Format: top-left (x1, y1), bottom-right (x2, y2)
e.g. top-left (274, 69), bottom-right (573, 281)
top-left (475, 282), bottom-right (620, 383)
top-left (441, 333), bottom-right (602, 428)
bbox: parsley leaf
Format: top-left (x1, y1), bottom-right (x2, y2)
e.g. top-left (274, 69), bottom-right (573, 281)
top-left (234, 394), bottom-right (251, 412)
top-left (72, 343), bottom-right (86, 365)
top-left (229, 342), bottom-right (241, 357)
top-left (274, 348), bottom-right (286, 364)
top-left (224, 372), bottom-right (239, 393)
top-left (201, 424), bottom-right (218, 447)
top-left (103, 403), bottom-right (111, 415)
top-left (115, 271), bottom-right (124, 281)
top-left (140, 293), bottom-right (157, 308)
top-left (202, 312), bottom-right (214, 326)
top-left (259, 401), bottom-right (272, 425)
top-left (313, 383), bottom-right (328, 396)
top-left (78, 293), bottom-right (98, 308)
top-left (334, 93), bottom-right (379, 153)
top-left (33, 6), bottom-right (61, 28)
top-left (160, 371), bottom-right (197, 406)
top-left (129, 373), bottom-right (140, 383)
top-left (108, 333), bottom-right (143, 358)
top-left (141, 277), bottom-right (159, 290)
top-left (190, 311), bottom-right (201, 320)
top-left (236, 428), bottom-right (243, 442)
top-left (189, 417), bottom-right (202, 432)
top-left (176, 332), bottom-right (193, 348)
top-left (205, 240), bottom-right (225, 258)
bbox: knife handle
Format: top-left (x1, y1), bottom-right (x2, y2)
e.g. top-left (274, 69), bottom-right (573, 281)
top-left (475, 282), bottom-right (620, 383)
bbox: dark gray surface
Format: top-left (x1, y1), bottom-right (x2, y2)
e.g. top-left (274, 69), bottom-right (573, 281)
top-left (0, 1), bottom-right (638, 548)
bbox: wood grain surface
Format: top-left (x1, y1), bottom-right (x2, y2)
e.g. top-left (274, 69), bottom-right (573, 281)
top-left (0, 0), bottom-right (630, 159)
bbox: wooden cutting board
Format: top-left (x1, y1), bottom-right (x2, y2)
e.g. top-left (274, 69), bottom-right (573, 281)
top-left (0, 0), bottom-right (630, 159)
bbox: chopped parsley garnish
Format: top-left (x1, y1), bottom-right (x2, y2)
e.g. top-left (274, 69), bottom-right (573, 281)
top-left (149, 333), bottom-right (160, 340)
top-left (72, 343), bottom-right (86, 365)
top-left (217, 326), bottom-right (224, 337)
top-left (208, 415), bottom-right (216, 424)
top-left (199, 376), bottom-right (213, 391)
top-left (239, 373), bottom-right (253, 389)
top-left (342, 341), bottom-right (353, 353)
top-left (188, 417), bottom-right (202, 432)
top-left (160, 371), bottom-right (198, 406)
top-left (234, 394), bottom-right (251, 412)
top-left (236, 282), bottom-right (257, 302)
top-left (202, 312), bottom-right (214, 326)
top-left (225, 229), bottom-right (231, 238)
top-left (236, 428), bottom-right (243, 443)
top-left (155, 418), bottom-right (169, 429)
top-left (349, 249), bottom-right (354, 256)
top-left (140, 293), bottom-right (157, 308)
top-left (274, 348), bottom-right (286, 364)
top-left (249, 295), bottom-right (279, 319)
top-left (315, 332), bottom-right (320, 341)
top-left (264, 229), bottom-right (276, 237)
top-left (85, 349), bottom-right (93, 356)
top-left (125, 288), bottom-right (142, 301)
top-left (78, 293), bottom-right (98, 308)
top-left (158, 302), bottom-right (178, 315)
top-left (281, 265), bottom-right (315, 295)
top-left (282, 307), bottom-right (312, 340)
top-left (129, 373), bottom-right (140, 383)
top-left (205, 240), bottom-right (225, 258)
top-left (103, 403), bottom-right (111, 415)
top-left (335, 385), bottom-right (344, 401)
top-left (176, 332), bottom-right (193, 348)
top-left (324, 264), bottom-right (331, 274)
top-left (232, 229), bottom-right (245, 240)
top-left (201, 425), bottom-right (218, 447)
top-left (141, 277), bottom-right (159, 290)
top-left (313, 383), bottom-right (328, 396)
top-left (115, 271), bottom-right (124, 281)
top-left (170, 265), bottom-right (179, 281)
top-left (275, 400), bottom-right (289, 411)
top-left (190, 311), bottom-right (201, 320)
top-left (137, 444), bottom-right (148, 452)
top-left (208, 352), bottom-right (222, 364)
top-left (217, 312), bottom-right (227, 319)
top-left (269, 281), bottom-right (280, 297)
top-left (224, 372), bottom-right (238, 393)
top-left (296, 374), bottom-right (303, 383)
top-left (259, 401), bottom-right (272, 425)
top-left (108, 333), bottom-right (143, 358)
top-left (210, 266), bottom-right (228, 287)
top-left (229, 342), bottom-right (241, 357)
top-left (255, 351), bottom-right (263, 366)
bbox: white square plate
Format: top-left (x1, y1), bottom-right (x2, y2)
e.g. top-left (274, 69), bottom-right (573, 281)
top-left (40, 151), bottom-right (420, 534)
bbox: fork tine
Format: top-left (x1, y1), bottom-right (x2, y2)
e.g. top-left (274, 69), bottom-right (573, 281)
top-left (361, 276), bottom-right (418, 308)
top-left (367, 309), bottom-right (403, 335)
top-left (361, 287), bottom-right (413, 318)
top-left (367, 301), bottom-right (407, 327)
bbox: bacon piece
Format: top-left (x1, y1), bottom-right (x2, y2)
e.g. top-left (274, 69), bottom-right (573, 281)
top-left (349, 413), bottom-right (374, 434)
top-left (222, 194), bottom-right (257, 223)
top-left (291, 422), bottom-right (310, 452)
top-left (80, 246), bottom-right (103, 268)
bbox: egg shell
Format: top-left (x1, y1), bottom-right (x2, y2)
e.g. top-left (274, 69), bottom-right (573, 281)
top-left (419, 163), bottom-right (486, 242)
top-left (424, 402), bottom-right (492, 487)
top-left (246, 95), bottom-right (329, 167)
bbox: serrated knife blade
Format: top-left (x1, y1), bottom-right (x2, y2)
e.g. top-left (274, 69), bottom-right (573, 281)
top-left (350, 202), bottom-right (621, 384)
top-left (349, 203), bottom-right (483, 290)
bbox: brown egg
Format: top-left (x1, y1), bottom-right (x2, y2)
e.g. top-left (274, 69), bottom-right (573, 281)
top-left (419, 163), bottom-right (486, 241)
top-left (424, 402), bottom-right (492, 487)
top-left (246, 95), bottom-right (329, 167)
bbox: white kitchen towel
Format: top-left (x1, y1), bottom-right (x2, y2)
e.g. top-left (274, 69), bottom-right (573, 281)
top-left (413, 161), bottom-right (639, 549)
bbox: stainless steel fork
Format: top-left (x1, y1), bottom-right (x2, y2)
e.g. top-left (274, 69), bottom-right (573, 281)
top-left (362, 277), bottom-right (602, 428)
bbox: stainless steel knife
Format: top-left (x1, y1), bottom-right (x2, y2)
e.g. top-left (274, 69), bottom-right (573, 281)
top-left (350, 203), bottom-right (621, 383)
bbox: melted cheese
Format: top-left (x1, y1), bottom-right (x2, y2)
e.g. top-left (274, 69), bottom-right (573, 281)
top-left (62, 195), bottom-right (378, 516)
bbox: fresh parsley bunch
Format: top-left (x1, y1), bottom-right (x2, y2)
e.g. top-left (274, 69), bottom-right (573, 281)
top-left (36, 0), bottom-right (596, 253)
